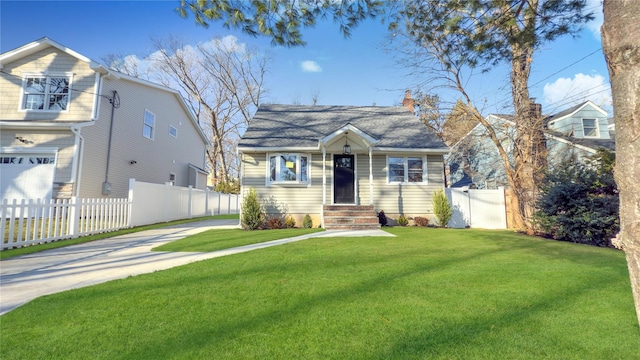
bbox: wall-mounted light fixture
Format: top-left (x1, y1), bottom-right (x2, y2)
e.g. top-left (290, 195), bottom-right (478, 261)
top-left (343, 132), bottom-right (351, 154)
top-left (15, 136), bottom-right (33, 144)
top-left (129, 160), bottom-right (137, 165)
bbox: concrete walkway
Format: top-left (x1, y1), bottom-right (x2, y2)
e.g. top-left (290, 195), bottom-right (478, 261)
top-left (0, 219), bottom-right (393, 315)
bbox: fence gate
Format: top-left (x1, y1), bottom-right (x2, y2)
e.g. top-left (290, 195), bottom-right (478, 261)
top-left (446, 188), bottom-right (507, 229)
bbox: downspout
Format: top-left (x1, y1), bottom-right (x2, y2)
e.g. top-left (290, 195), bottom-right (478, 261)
top-left (70, 125), bottom-right (85, 197)
top-left (102, 90), bottom-right (119, 195)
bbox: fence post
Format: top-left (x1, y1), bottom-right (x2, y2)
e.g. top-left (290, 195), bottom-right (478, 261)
top-left (69, 196), bottom-right (79, 238)
top-left (188, 186), bottom-right (193, 219)
top-left (205, 189), bottom-right (210, 216)
top-left (128, 178), bottom-right (135, 227)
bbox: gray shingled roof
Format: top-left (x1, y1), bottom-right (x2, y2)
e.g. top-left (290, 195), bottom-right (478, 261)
top-left (239, 104), bottom-right (448, 151)
top-left (545, 101), bottom-right (588, 124)
top-left (546, 129), bottom-right (616, 152)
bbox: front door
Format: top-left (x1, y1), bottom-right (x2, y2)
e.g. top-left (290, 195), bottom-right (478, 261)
top-left (334, 155), bottom-right (355, 204)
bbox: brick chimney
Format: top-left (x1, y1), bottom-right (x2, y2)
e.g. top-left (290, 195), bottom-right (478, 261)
top-left (402, 90), bottom-right (415, 114)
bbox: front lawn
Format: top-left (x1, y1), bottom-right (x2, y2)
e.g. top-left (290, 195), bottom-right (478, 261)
top-left (1, 227), bottom-right (638, 359)
top-left (153, 227), bottom-right (323, 252)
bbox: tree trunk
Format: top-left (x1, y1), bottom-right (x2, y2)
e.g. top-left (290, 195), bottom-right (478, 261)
top-left (510, 44), bottom-right (546, 230)
top-left (602, 0), bottom-right (640, 327)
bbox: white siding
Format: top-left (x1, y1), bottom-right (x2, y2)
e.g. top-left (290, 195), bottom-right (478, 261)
top-left (79, 78), bottom-right (208, 198)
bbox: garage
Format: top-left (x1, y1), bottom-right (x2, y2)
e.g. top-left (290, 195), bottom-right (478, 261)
top-left (0, 150), bottom-right (57, 203)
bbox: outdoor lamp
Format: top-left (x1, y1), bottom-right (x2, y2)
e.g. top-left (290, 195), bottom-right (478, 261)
top-left (343, 132), bottom-right (351, 154)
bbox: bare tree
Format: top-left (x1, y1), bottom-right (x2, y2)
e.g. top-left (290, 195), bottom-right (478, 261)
top-left (150, 35), bottom-right (269, 182)
top-left (310, 88), bottom-right (320, 106)
top-left (602, 0), bottom-right (640, 327)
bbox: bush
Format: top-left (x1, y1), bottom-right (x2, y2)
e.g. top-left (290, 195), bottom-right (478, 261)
top-left (241, 188), bottom-right (264, 230)
top-left (414, 216), bottom-right (429, 227)
top-left (266, 217), bottom-right (284, 229)
top-left (397, 215), bottom-right (409, 226)
top-left (432, 189), bottom-right (453, 227)
top-left (284, 215), bottom-right (296, 228)
top-left (213, 179), bottom-right (240, 194)
top-left (303, 214), bottom-right (313, 229)
top-left (534, 151), bottom-right (618, 247)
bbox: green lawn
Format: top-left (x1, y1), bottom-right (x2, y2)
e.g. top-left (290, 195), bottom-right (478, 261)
top-left (153, 227), bottom-right (323, 252)
top-left (1, 227), bottom-right (638, 359)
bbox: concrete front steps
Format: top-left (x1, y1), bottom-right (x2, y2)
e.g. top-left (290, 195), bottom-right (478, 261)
top-left (323, 205), bottom-right (381, 231)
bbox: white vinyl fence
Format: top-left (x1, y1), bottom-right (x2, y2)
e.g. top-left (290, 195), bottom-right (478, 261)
top-left (446, 188), bottom-right (507, 229)
top-left (128, 179), bottom-right (239, 227)
top-left (1, 179), bottom-right (239, 250)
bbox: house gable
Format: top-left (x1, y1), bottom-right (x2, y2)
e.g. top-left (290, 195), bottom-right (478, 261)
top-left (448, 101), bottom-right (615, 189)
top-left (546, 101), bottom-right (610, 139)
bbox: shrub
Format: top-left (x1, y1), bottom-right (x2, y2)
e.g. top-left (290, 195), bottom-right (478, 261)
top-left (432, 189), bottom-right (453, 227)
top-left (303, 214), bottom-right (313, 229)
top-left (284, 215), bottom-right (296, 228)
top-left (397, 215), bottom-right (409, 226)
top-left (241, 188), bottom-right (264, 230)
top-left (266, 217), bottom-right (284, 229)
top-left (534, 151), bottom-right (618, 247)
top-left (213, 178), bottom-right (240, 194)
top-left (414, 216), bottom-right (429, 227)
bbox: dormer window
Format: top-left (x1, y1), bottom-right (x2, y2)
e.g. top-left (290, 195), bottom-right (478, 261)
top-left (582, 118), bottom-right (599, 138)
top-left (22, 75), bottom-right (71, 111)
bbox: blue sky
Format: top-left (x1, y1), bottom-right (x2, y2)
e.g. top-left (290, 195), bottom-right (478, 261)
top-left (1, 0), bottom-right (611, 115)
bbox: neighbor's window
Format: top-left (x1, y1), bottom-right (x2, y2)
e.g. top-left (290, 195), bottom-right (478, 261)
top-left (169, 125), bottom-right (178, 138)
top-left (143, 110), bottom-right (155, 139)
top-left (268, 153), bottom-right (309, 184)
top-left (582, 118), bottom-right (599, 137)
top-left (388, 156), bottom-right (426, 183)
top-left (22, 75), bottom-right (71, 111)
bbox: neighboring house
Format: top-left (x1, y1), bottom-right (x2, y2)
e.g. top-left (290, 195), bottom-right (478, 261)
top-left (0, 38), bottom-right (209, 202)
top-left (448, 100), bottom-right (614, 188)
top-left (237, 103), bottom-right (449, 229)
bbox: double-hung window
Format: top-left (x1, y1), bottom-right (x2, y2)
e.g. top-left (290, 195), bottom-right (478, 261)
top-left (582, 118), bottom-right (599, 137)
top-left (143, 109), bottom-right (155, 139)
top-left (388, 156), bottom-right (427, 183)
top-left (268, 153), bottom-right (310, 184)
top-left (22, 75), bottom-right (71, 111)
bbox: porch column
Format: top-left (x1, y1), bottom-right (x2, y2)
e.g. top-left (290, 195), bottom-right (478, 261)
top-left (322, 146), bottom-right (327, 205)
top-left (369, 147), bottom-right (373, 205)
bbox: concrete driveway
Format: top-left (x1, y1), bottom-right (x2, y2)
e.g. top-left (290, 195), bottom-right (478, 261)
top-left (0, 219), bottom-right (392, 315)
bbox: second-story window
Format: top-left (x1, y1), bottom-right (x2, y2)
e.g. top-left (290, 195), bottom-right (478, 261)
top-left (143, 109), bottom-right (155, 140)
top-left (22, 75), bottom-right (70, 111)
top-left (582, 119), bottom-right (599, 137)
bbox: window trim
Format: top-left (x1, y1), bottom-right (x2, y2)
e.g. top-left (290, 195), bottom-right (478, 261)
top-left (143, 109), bottom-right (156, 140)
top-left (387, 155), bottom-right (428, 184)
top-left (19, 73), bottom-right (73, 112)
top-left (581, 118), bottom-right (599, 138)
top-left (266, 153), bottom-right (311, 186)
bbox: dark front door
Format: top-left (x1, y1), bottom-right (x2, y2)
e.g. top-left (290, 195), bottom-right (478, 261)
top-left (334, 155), bottom-right (355, 204)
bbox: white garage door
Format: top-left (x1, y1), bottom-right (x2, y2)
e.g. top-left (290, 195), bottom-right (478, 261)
top-left (0, 153), bottom-right (56, 203)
